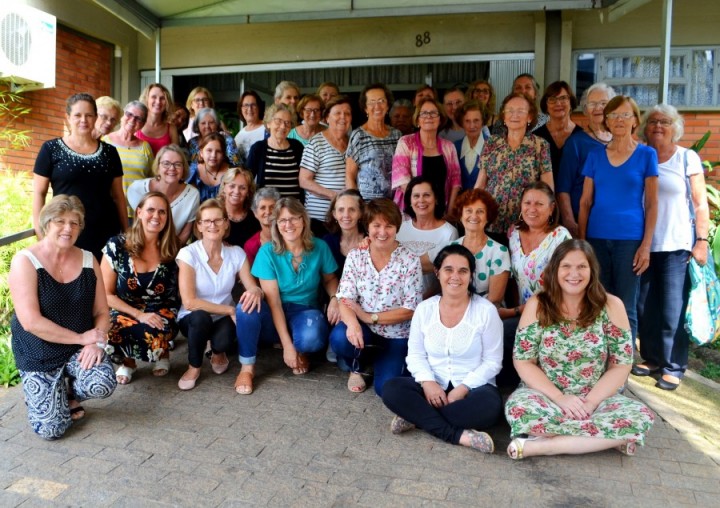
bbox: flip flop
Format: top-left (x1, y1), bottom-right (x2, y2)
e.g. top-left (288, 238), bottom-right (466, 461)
top-left (235, 371), bottom-right (254, 395)
top-left (116, 365), bottom-right (137, 385)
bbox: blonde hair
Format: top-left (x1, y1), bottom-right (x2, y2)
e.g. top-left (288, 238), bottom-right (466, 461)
top-left (39, 195), bottom-right (85, 236)
top-left (139, 83), bottom-right (174, 121)
top-left (270, 198), bottom-right (314, 254)
top-left (153, 144), bottom-right (189, 181)
top-left (126, 192), bottom-right (180, 263)
top-left (96, 96), bottom-right (122, 117)
top-left (194, 198), bottom-right (230, 240)
top-left (219, 167), bottom-right (255, 213)
top-left (185, 86), bottom-right (214, 116)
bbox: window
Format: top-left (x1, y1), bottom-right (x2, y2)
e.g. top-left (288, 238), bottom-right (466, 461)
top-left (572, 47), bottom-right (719, 108)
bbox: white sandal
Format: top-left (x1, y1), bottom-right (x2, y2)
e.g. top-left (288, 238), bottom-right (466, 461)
top-left (152, 358), bottom-right (170, 377)
top-left (116, 365), bottom-right (137, 385)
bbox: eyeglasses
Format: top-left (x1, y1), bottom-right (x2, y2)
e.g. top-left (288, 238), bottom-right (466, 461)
top-left (606, 112), bottom-right (635, 120)
top-left (418, 111), bottom-right (440, 119)
top-left (548, 95), bottom-right (570, 104)
top-left (198, 218), bottom-right (226, 227)
top-left (51, 218), bottom-right (81, 229)
top-left (586, 101), bottom-right (608, 110)
top-left (241, 103), bottom-right (258, 109)
top-left (648, 118), bottom-right (673, 127)
top-left (277, 216), bottom-right (302, 227)
top-left (160, 161), bottom-right (184, 169)
top-left (124, 111), bottom-right (145, 124)
top-left (367, 99), bottom-right (387, 107)
top-left (505, 109), bottom-right (529, 116)
top-left (98, 114), bottom-right (118, 124)
top-left (444, 99), bottom-right (463, 108)
top-left (352, 343), bottom-right (382, 375)
top-left (272, 118), bottom-right (292, 128)
top-left (303, 107), bottom-right (321, 115)
top-left (193, 97), bottom-right (210, 104)
top-left (474, 88), bottom-right (491, 95)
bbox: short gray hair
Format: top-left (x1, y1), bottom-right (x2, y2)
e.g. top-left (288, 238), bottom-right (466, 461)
top-left (192, 108), bottom-right (220, 135)
top-left (390, 98), bottom-right (413, 117)
top-left (39, 195), bottom-right (85, 236)
top-left (638, 103), bottom-right (684, 143)
top-left (579, 82), bottom-right (617, 111)
top-left (252, 187), bottom-right (281, 212)
top-left (274, 80), bottom-right (300, 101)
top-left (263, 103), bottom-right (294, 126)
top-left (124, 100), bottom-right (148, 122)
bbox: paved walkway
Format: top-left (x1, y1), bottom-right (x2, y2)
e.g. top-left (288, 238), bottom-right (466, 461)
top-left (0, 343), bottom-right (718, 507)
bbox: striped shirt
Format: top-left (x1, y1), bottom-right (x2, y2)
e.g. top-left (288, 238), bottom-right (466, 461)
top-left (300, 133), bottom-right (346, 220)
top-left (102, 136), bottom-right (154, 218)
top-left (264, 145), bottom-right (302, 199)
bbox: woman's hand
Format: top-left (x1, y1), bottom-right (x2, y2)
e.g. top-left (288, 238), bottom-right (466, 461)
top-left (553, 394), bottom-right (589, 420)
top-left (137, 312), bottom-right (164, 330)
top-left (77, 343), bottom-right (105, 370)
top-left (239, 287), bottom-right (263, 314)
top-left (447, 384), bottom-right (470, 404)
top-left (79, 328), bottom-right (107, 346)
top-left (632, 244), bottom-right (651, 275)
top-left (422, 380), bottom-right (448, 408)
top-left (691, 241), bottom-right (708, 266)
top-left (345, 322), bottom-right (365, 349)
top-left (282, 344), bottom-right (300, 370)
top-left (357, 236), bottom-right (371, 250)
top-left (327, 297), bottom-right (341, 325)
top-left (341, 298), bottom-right (369, 323)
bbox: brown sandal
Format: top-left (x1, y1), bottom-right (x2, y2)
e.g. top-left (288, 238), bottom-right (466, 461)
top-left (292, 354), bottom-right (309, 375)
top-left (235, 371), bottom-right (254, 395)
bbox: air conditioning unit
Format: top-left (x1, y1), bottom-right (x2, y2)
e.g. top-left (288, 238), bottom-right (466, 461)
top-left (0, 5), bottom-right (56, 91)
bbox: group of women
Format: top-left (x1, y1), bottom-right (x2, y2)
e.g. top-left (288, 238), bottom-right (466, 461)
top-left (13, 76), bottom-right (708, 461)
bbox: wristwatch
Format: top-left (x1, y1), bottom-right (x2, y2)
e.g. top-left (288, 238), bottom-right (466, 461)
top-left (371, 313), bottom-right (379, 325)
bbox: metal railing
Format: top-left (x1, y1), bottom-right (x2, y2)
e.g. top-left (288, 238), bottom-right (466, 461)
top-left (0, 229), bottom-right (35, 248)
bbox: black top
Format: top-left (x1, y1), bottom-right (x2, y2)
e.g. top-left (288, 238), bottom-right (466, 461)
top-left (246, 138), bottom-right (304, 200)
top-left (534, 124), bottom-right (584, 184)
top-left (11, 250), bottom-right (96, 372)
top-left (227, 213), bottom-right (261, 248)
top-left (421, 155), bottom-right (448, 210)
top-left (322, 232), bottom-right (345, 278)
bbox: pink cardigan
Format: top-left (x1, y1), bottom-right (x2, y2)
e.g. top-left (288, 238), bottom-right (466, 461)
top-left (391, 132), bottom-right (461, 210)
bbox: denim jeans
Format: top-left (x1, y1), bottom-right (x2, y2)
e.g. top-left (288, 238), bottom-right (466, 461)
top-left (329, 321), bottom-right (408, 397)
top-left (637, 250), bottom-right (690, 378)
top-left (588, 238), bottom-right (641, 341)
top-left (235, 301), bottom-right (328, 364)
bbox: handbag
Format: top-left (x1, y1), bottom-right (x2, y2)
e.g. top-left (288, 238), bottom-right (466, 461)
top-left (685, 256), bottom-right (720, 345)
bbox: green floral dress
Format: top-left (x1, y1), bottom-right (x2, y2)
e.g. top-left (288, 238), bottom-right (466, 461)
top-left (103, 235), bottom-right (179, 362)
top-left (504, 309), bottom-right (655, 444)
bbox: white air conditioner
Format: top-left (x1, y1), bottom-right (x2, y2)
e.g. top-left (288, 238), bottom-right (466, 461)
top-left (0, 5), bottom-right (56, 91)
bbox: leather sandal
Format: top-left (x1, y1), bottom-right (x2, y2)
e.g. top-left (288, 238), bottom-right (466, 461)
top-left (292, 354), bottom-right (309, 375)
top-left (507, 435), bottom-right (538, 460)
top-left (235, 371), bottom-right (254, 395)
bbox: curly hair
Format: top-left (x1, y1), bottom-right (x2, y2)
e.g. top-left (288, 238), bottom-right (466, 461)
top-left (453, 188), bottom-right (499, 228)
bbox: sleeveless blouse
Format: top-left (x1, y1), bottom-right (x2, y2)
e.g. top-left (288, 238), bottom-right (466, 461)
top-left (136, 126), bottom-right (172, 155)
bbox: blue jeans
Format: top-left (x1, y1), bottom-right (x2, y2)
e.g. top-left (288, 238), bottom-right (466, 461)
top-left (588, 238), bottom-right (641, 341)
top-left (637, 250), bottom-right (690, 378)
top-left (236, 301), bottom-right (328, 364)
top-left (329, 321), bottom-right (408, 397)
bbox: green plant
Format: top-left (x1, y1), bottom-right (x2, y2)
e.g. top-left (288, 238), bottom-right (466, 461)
top-left (0, 86), bottom-right (31, 159)
top-left (0, 326), bottom-right (20, 387)
top-left (698, 361), bottom-right (720, 382)
top-left (689, 131), bottom-right (720, 274)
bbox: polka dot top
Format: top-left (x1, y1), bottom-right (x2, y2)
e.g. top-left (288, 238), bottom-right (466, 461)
top-left (11, 250), bottom-right (97, 372)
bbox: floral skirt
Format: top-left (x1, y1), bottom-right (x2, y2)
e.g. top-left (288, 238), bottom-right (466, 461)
top-left (108, 308), bottom-right (178, 362)
top-left (505, 386), bottom-right (655, 445)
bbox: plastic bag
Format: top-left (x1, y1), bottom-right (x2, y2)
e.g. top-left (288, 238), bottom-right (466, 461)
top-left (685, 257), bottom-right (720, 345)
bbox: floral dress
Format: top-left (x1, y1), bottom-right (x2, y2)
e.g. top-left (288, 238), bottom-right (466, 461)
top-left (505, 309), bottom-right (655, 444)
top-left (509, 226), bottom-right (572, 304)
top-left (102, 235), bottom-right (179, 362)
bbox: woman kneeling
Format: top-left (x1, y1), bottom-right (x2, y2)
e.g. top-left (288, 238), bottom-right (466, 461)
top-left (505, 239), bottom-right (655, 459)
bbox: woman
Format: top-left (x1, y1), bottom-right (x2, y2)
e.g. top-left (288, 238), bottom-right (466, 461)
top-left (183, 86), bottom-right (213, 142)
top-left (414, 85), bottom-right (437, 107)
top-left (235, 91), bottom-right (266, 162)
top-left (137, 83), bottom-right (178, 155)
top-left (505, 239), bottom-right (655, 459)
top-left (557, 83), bottom-right (616, 237)
top-left (439, 87), bottom-right (465, 143)
top-left (475, 93), bottom-right (554, 241)
top-left (396, 177), bottom-right (459, 297)
top-left (329, 198), bottom-right (423, 395)
top-left (635, 105), bottom-right (710, 390)
top-left (322, 189), bottom-right (366, 278)
top-left (187, 132), bottom-right (230, 201)
top-left (274, 81), bottom-right (301, 112)
top-left (288, 94), bottom-right (326, 146)
top-left (299, 95), bottom-right (352, 232)
top-left (389, 99), bottom-right (414, 136)
top-left (103, 100), bottom-right (154, 218)
top-left (33, 93), bottom-right (128, 260)
top-left (93, 96), bottom-right (121, 139)
top-left (534, 81), bottom-right (583, 184)
top-left (127, 145), bottom-right (200, 245)
top-left (188, 108), bottom-right (240, 165)
top-left (578, 95), bottom-right (658, 343)
top-left (346, 83), bottom-right (402, 201)
top-left (176, 198), bottom-right (262, 390)
top-left (466, 79), bottom-right (496, 130)
top-left (244, 187), bottom-right (281, 266)
top-left (453, 101), bottom-right (489, 190)
top-left (382, 244), bottom-right (502, 453)
top-left (220, 167), bottom-right (261, 248)
top-left (317, 82), bottom-right (340, 104)
top-left (449, 189), bottom-right (510, 304)
top-left (246, 104), bottom-right (304, 200)
top-left (9, 195), bottom-right (116, 439)
top-left (235, 198), bottom-right (340, 394)
top-left (101, 192), bottom-right (180, 384)
top-left (392, 98), bottom-right (461, 212)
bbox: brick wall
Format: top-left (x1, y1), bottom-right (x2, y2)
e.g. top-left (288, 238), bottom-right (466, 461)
top-left (0, 25), bottom-right (113, 174)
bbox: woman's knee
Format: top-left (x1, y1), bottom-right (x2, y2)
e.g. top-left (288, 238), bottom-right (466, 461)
top-left (291, 310), bottom-right (328, 352)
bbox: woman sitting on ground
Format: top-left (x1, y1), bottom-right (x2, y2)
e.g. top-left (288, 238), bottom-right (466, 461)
top-left (382, 244), bottom-right (503, 454)
top-left (329, 198), bottom-right (423, 396)
top-left (175, 198), bottom-right (263, 391)
top-left (243, 187), bottom-right (281, 266)
top-left (101, 192), bottom-right (180, 384)
top-left (9, 195), bottom-right (116, 439)
top-left (505, 239), bottom-right (655, 459)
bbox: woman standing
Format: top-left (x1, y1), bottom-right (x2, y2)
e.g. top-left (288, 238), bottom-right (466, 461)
top-left (475, 93), bottom-right (553, 242)
top-left (322, 189), bottom-right (366, 277)
top-left (288, 94), bottom-right (326, 146)
top-left (137, 83), bottom-right (178, 155)
top-left (505, 240), bottom-right (655, 459)
top-left (466, 80), bottom-right (496, 131)
top-left (101, 192), bottom-right (180, 384)
top-left (578, 96), bottom-right (658, 343)
top-left (176, 199), bottom-right (262, 390)
top-left (234, 91), bottom-right (266, 162)
top-left (299, 96), bottom-right (352, 233)
top-left (187, 133), bottom-right (231, 201)
top-left (220, 167), bottom-right (261, 248)
top-left (330, 198), bottom-right (423, 395)
top-left (346, 83), bottom-right (402, 200)
top-left (33, 93), bottom-right (128, 260)
top-left (557, 83), bottom-right (616, 236)
top-left (453, 101), bottom-right (489, 190)
top-left (187, 108), bottom-right (240, 165)
top-left (382, 244), bottom-right (502, 453)
top-left (93, 96), bottom-right (121, 139)
top-left (635, 105), bottom-right (710, 390)
top-left (392, 98), bottom-right (461, 212)
top-left (10, 195), bottom-right (116, 439)
top-left (183, 86), bottom-right (213, 142)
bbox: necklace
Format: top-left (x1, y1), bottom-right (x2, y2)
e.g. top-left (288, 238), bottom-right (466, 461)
top-left (205, 165), bottom-right (220, 180)
top-left (587, 125), bottom-right (610, 145)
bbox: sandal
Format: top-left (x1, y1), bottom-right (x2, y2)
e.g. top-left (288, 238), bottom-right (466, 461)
top-left (390, 415), bottom-right (415, 435)
top-left (507, 435), bottom-right (538, 460)
top-left (69, 404), bottom-right (86, 421)
top-left (292, 354), bottom-right (309, 375)
top-left (617, 441), bottom-right (636, 456)
top-left (152, 358), bottom-right (170, 377)
top-left (234, 371), bottom-right (254, 395)
top-left (347, 372), bottom-right (366, 393)
top-left (116, 365), bottom-right (137, 385)
top-left (466, 430), bottom-right (494, 454)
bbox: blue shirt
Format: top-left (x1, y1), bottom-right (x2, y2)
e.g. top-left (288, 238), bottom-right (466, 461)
top-left (557, 130), bottom-right (605, 219)
top-left (251, 238), bottom-right (338, 308)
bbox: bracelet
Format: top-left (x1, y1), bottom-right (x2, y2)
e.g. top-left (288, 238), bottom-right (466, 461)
top-left (696, 237), bottom-right (708, 242)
